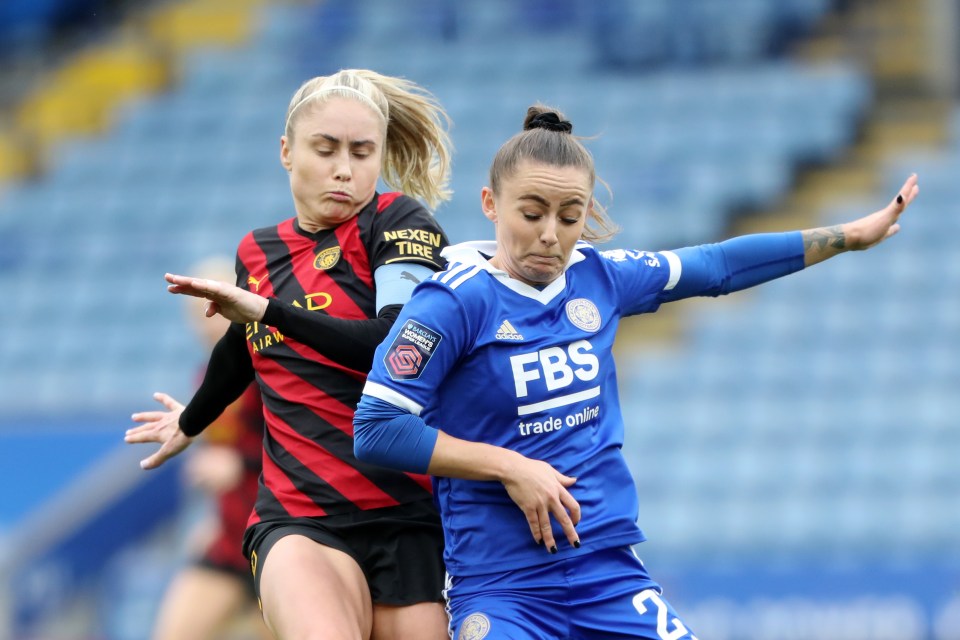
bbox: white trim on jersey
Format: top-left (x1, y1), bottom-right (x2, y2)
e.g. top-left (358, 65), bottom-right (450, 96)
top-left (661, 250), bottom-right (682, 291)
top-left (362, 381), bottom-right (424, 416)
top-left (439, 241), bottom-right (591, 304)
top-left (435, 262), bottom-right (474, 284)
top-left (517, 385), bottom-right (601, 416)
top-left (448, 265), bottom-right (483, 289)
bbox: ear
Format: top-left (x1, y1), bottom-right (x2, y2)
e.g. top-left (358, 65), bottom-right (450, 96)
top-left (481, 186), bottom-right (497, 223)
top-left (280, 135), bottom-right (293, 173)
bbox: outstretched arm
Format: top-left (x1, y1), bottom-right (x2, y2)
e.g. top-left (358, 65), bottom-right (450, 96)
top-left (125, 323), bottom-right (254, 469)
top-left (802, 173), bottom-right (919, 267)
top-left (164, 263), bottom-right (434, 371)
top-left (658, 174), bottom-right (920, 304)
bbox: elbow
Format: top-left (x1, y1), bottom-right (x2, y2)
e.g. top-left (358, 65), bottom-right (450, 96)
top-left (352, 416), bottom-right (376, 463)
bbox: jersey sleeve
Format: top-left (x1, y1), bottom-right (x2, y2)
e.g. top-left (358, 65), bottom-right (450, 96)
top-left (659, 231), bottom-right (805, 302)
top-left (362, 279), bottom-right (470, 415)
top-left (367, 193), bottom-right (450, 272)
top-left (596, 247), bottom-right (680, 316)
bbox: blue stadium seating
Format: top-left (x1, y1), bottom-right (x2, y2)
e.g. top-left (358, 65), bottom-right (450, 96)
top-left (1, 0), bottom-right (955, 589)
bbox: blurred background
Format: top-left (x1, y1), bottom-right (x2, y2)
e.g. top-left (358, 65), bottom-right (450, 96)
top-left (0, 0), bottom-right (957, 638)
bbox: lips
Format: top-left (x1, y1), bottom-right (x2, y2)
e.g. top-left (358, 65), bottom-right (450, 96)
top-left (528, 254), bottom-right (561, 263)
top-left (328, 191), bottom-right (352, 203)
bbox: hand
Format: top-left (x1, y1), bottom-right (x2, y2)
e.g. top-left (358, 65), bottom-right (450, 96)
top-left (844, 173), bottom-right (920, 250)
top-left (126, 392), bottom-right (195, 469)
top-left (184, 445), bottom-right (245, 493)
top-left (165, 273), bottom-right (268, 324)
top-left (500, 453), bottom-right (581, 553)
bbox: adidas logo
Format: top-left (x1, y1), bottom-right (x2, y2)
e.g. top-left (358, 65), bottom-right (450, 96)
top-left (495, 319), bottom-right (524, 341)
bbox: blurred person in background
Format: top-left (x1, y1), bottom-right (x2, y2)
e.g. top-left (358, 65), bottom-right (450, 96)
top-left (352, 106), bottom-right (920, 639)
top-left (144, 255), bottom-right (269, 640)
top-left (127, 69), bottom-right (453, 640)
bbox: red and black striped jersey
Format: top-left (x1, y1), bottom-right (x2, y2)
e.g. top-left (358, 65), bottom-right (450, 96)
top-left (236, 193), bottom-right (448, 525)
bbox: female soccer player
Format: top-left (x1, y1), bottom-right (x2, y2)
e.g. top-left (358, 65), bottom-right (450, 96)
top-left (352, 105), bottom-right (919, 639)
top-left (127, 70), bottom-right (453, 640)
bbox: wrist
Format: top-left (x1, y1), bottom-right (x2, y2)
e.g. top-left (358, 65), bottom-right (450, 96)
top-left (491, 447), bottom-right (524, 484)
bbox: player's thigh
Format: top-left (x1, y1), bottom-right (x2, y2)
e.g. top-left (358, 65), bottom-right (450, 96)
top-left (371, 602), bottom-right (449, 640)
top-left (259, 533), bottom-right (372, 640)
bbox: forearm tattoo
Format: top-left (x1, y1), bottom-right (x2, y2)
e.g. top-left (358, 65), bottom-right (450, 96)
top-left (803, 225), bottom-right (846, 253)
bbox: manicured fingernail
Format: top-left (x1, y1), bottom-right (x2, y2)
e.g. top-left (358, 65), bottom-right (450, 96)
top-left (549, 545), bottom-right (558, 554)
top-left (537, 538), bottom-right (543, 545)
top-left (897, 194), bottom-right (903, 204)
top-left (573, 540), bottom-right (581, 548)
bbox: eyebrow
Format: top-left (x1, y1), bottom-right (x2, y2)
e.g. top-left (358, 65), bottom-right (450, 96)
top-left (310, 133), bottom-right (377, 147)
top-left (518, 193), bottom-right (585, 208)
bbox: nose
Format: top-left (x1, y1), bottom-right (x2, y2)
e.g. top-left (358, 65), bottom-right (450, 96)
top-left (539, 217), bottom-right (558, 247)
top-left (333, 150), bottom-right (352, 182)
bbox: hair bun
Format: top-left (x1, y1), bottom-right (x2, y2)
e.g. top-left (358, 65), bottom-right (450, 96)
top-left (527, 112), bottom-right (573, 134)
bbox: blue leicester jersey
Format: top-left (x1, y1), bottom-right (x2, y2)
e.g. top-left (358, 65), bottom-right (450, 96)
top-left (362, 240), bottom-right (685, 576)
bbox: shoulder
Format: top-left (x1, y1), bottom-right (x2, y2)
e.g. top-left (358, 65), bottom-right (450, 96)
top-left (426, 260), bottom-right (488, 294)
top-left (594, 246), bottom-right (676, 271)
top-left (368, 193), bottom-right (440, 229)
top-left (240, 218), bottom-right (295, 244)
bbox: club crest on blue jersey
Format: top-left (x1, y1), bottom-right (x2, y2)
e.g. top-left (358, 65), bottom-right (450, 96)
top-left (384, 320), bottom-right (442, 380)
top-left (565, 298), bottom-right (601, 332)
top-left (458, 613), bottom-right (491, 640)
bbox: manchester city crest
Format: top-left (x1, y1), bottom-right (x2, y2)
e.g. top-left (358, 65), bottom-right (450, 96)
top-left (566, 298), bottom-right (601, 332)
top-left (459, 613), bottom-right (491, 640)
top-left (314, 246), bottom-right (341, 270)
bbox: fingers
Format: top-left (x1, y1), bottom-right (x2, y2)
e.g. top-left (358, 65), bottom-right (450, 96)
top-left (165, 273), bottom-right (225, 299)
top-left (124, 427), bottom-right (160, 444)
top-left (153, 391), bottom-right (184, 411)
top-left (560, 487), bottom-right (581, 526)
top-left (893, 173), bottom-right (919, 209)
top-left (525, 511), bottom-right (543, 546)
top-left (129, 411), bottom-right (165, 424)
top-left (538, 508), bottom-right (559, 553)
top-left (139, 448), bottom-right (168, 470)
top-left (525, 494), bottom-right (581, 553)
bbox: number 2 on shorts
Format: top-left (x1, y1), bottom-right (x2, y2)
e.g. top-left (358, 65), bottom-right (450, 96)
top-left (632, 589), bottom-right (696, 640)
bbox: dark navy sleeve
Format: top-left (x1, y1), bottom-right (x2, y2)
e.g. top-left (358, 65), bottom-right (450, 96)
top-left (261, 300), bottom-right (401, 371)
top-left (179, 322), bottom-right (254, 437)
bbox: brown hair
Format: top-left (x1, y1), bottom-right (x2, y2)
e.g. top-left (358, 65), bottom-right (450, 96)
top-left (488, 104), bottom-right (618, 243)
top-left (284, 69), bottom-right (453, 209)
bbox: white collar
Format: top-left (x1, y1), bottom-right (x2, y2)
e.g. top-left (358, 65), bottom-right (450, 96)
top-left (440, 241), bottom-right (589, 303)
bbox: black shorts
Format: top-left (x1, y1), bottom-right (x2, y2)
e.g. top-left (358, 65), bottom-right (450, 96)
top-left (243, 499), bottom-right (444, 606)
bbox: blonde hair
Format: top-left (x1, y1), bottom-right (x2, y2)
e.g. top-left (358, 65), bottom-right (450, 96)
top-left (284, 69), bottom-right (453, 209)
top-left (489, 104), bottom-right (619, 244)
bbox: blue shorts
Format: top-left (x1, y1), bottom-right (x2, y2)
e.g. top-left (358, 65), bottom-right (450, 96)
top-left (445, 547), bottom-right (697, 640)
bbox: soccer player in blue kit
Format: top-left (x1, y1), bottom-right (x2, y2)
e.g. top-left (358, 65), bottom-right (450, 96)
top-left (352, 105), bottom-right (919, 639)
